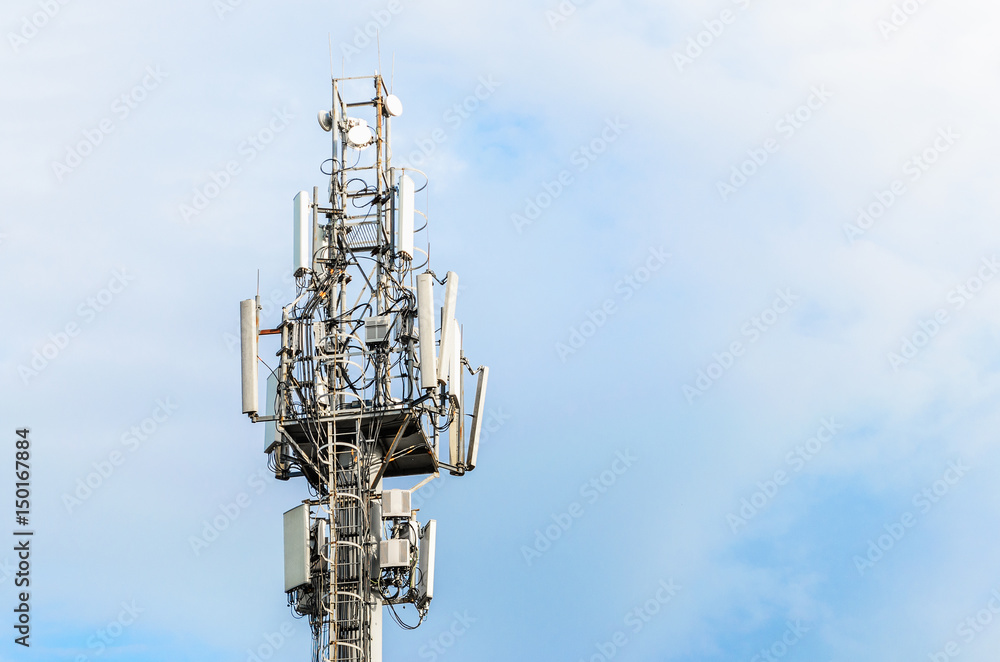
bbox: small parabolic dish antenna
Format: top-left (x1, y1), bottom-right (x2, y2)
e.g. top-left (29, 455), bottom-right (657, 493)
top-left (385, 94), bottom-right (403, 117)
top-left (347, 119), bottom-right (373, 148)
top-left (318, 110), bottom-right (334, 132)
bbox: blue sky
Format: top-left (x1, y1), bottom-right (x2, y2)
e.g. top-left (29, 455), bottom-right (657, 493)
top-left (4, 0), bottom-right (1000, 660)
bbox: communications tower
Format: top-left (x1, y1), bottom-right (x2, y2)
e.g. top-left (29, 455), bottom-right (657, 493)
top-left (239, 73), bottom-right (490, 662)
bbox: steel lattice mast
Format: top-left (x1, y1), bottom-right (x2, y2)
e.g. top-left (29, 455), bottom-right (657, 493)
top-left (239, 74), bottom-right (490, 662)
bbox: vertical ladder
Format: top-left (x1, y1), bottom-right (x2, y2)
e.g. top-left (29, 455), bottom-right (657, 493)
top-left (328, 420), bottom-right (368, 662)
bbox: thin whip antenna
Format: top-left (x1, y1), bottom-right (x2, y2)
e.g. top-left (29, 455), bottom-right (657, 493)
top-left (377, 29), bottom-right (382, 77)
top-left (328, 33), bottom-right (334, 80)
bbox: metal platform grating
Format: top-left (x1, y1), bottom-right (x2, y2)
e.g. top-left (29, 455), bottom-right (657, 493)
top-left (344, 221), bottom-right (381, 250)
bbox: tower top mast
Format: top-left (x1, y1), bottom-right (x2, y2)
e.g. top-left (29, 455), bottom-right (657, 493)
top-left (239, 71), bottom-right (490, 662)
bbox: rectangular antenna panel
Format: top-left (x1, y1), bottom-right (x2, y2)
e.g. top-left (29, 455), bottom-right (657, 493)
top-left (370, 499), bottom-right (383, 542)
top-left (240, 298), bottom-right (258, 414)
top-left (283, 504), bottom-right (310, 592)
top-left (466, 366), bottom-right (489, 470)
top-left (448, 320), bottom-right (463, 467)
top-left (436, 272), bottom-right (459, 383)
top-left (313, 518), bottom-right (327, 557)
top-left (417, 520), bottom-right (437, 608)
top-left (416, 274), bottom-right (437, 390)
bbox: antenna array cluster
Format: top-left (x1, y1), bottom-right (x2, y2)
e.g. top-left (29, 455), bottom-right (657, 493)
top-left (239, 74), bottom-right (489, 662)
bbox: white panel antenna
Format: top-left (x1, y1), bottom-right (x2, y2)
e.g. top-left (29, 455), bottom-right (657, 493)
top-left (416, 520), bottom-right (436, 609)
top-left (369, 499), bottom-right (383, 542)
top-left (240, 298), bottom-right (259, 415)
top-left (283, 504), bottom-right (310, 592)
top-left (293, 191), bottom-right (311, 276)
top-left (448, 320), bottom-right (463, 468)
top-left (466, 366), bottom-right (489, 471)
top-left (436, 272), bottom-right (459, 384)
top-left (314, 517), bottom-right (327, 557)
top-left (397, 174), bottom-right (415, 260)
top-left (416, 274), bottom-right (437, 390)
